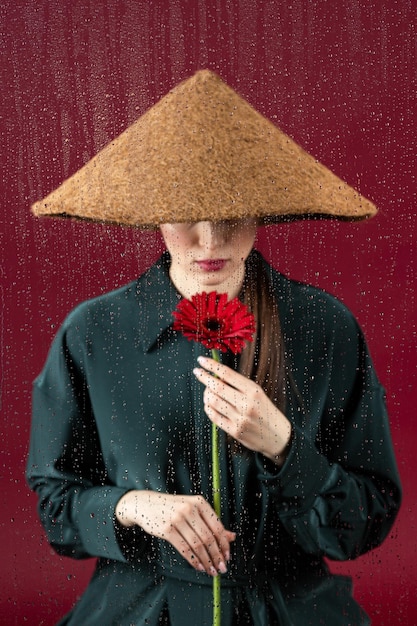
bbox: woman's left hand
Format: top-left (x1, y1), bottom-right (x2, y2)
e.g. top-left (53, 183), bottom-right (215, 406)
top-left (193, 356), bottom-right (292, 465)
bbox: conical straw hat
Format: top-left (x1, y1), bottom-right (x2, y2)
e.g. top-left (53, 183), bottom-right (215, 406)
top-left (31, 70), bottom-right (377, 227)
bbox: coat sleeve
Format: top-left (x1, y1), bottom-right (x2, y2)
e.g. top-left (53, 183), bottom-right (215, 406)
top-left (26, 316), bottom-right (150, 562)
top-left (257, 306), bottom-right (402, 562)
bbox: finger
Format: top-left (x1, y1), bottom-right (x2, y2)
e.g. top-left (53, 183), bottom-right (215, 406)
top-left (164, 525), bottom-right (208, 574)
top-left (194, 367), bottom-right (244, 412)
top-left (189, 527), bottom-right (226, 576)
top-left (196, 356), bottom-right (249, 392)
top-left (176, 514), bottom-right (228, 576)
top-left (204, 400), bottom-right (233, 434)
top-left (197, 501), bottom-right (235, 565)
top-left (194, 359), bottom-right (261, 416)
top-left (159, 506), bottom-right (221, 576)
top-left (176, 497), bottom-right (234, 575)
top-left (204, 384), bottom-right (246, 421)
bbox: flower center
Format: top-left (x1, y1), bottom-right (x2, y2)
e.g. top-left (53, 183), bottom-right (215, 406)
top-left (205, 317), bottom-right (223, 332)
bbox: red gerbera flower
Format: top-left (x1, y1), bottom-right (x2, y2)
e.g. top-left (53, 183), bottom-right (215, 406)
top-left (172, 291), bottom-right (255, 354)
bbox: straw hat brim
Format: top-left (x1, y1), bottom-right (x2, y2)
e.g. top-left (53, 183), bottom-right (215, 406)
top-left (31, 70), bottom-right (377, 228)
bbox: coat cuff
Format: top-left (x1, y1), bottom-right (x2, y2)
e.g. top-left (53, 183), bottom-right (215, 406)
top-left (77, 487), bottom-right (136, 561)
top-left (256, 425), bottom-right (332, 515)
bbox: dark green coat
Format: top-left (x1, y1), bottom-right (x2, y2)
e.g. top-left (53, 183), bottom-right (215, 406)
top-left (27, 251), bottom-right (401, 625)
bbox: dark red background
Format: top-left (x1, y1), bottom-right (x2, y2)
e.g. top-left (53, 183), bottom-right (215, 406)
top-left (2, 1), bottom-right (416, 624)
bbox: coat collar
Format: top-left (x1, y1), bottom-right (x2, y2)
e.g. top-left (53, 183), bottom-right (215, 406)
top-left (135, 252), bottom-right (183, 353)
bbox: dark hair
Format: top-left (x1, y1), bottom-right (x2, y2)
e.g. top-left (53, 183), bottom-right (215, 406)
top-left (239, 251), bottom-right (286, 413)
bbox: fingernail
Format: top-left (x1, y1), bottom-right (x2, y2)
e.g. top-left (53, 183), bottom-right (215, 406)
top-left (197, 563), bottom-right (205, 572)
top-left (218, 561), bottom-right (227, 574)
top-left (225, 551), bottom-right (230, 562)
top-left (209, 566), bottom-right (217, 577)
top-left (197, 356), bottom-right (207, 364)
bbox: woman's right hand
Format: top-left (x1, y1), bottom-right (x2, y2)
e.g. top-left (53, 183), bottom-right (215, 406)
top-left (115, 490), bottom-right (236, 577)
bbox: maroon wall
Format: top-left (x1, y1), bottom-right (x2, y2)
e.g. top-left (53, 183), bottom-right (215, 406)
top-left (2, 1), bottom-right (416, 623)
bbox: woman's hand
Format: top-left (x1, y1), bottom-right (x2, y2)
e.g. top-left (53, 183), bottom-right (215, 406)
top-left (193, 356), bottom-right (292, 465)
top-left (115, 490), bottom-right (236, 576)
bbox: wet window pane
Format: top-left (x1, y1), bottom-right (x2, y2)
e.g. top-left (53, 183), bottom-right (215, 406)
top-left (3, 1), bottom-right (415, 624)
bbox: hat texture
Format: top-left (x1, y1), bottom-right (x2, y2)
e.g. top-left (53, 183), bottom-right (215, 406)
top-left (31, 70), bottom-right (377, 227)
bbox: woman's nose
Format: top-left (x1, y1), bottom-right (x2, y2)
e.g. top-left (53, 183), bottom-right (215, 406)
top-left (199, 222), bottom-right (226, 249)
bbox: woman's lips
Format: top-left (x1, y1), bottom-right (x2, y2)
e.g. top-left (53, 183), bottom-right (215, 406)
top-left (196, 259), bottom-right (227, 272)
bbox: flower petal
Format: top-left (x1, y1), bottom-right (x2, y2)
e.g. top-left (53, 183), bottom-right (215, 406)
top-left (172, 291), bottom-right (255, 354)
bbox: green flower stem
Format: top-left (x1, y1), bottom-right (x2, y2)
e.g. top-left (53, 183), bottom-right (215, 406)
top-left (211, 348), bottom-right (221, 626)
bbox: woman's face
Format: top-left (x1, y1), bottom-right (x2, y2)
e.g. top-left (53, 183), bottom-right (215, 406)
top-left (160, 219), bottom-right (258, 299)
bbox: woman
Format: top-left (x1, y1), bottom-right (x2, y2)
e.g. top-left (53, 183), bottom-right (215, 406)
top-left (28, 71), bottom-right (401, 624)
